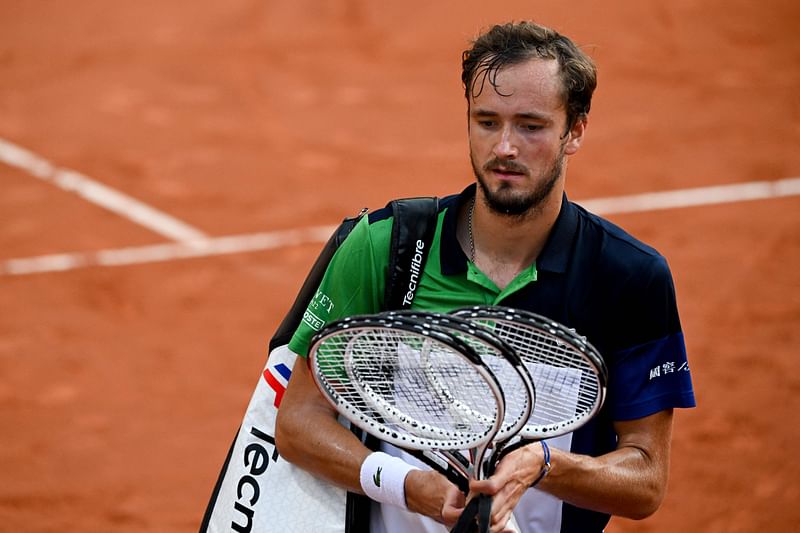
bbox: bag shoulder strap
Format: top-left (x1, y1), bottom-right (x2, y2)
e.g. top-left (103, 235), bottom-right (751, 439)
top-left (384, 196), bottom-right (440, 310)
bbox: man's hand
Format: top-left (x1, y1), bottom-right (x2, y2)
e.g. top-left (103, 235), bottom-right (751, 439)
top-left (466, 410), bottom-right (675, 526)
top-left (405, 469), bottom-right (466, 526)
top-left (468, 444), bottom-right (546, 532)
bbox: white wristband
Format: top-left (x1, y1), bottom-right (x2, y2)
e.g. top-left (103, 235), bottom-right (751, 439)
top-left (359, 451), bottom-right (419, 510)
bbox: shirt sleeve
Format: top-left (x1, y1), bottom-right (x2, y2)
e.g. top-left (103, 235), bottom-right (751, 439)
top-left (608, 255), bottom-right (696, 420)
top-left (287, 215), bottom-right (391, 357)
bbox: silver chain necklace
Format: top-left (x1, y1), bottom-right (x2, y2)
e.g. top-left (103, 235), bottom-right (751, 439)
top-left (468, 195), bottom-right (476, 263)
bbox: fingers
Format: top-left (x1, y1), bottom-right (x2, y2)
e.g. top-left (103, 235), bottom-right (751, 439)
top-left (449, 494), bottom-right (517, 533)
top-left (470, 444), bottom-right (548, 531)
top-left (492, 510), bottom-right (519, 533)
top-left (472, 443), bottom-right (543, 495)
top-left (469, 475), bottom-right (506, 496)
top-left (480, 491), bottom-right (512, 533)
top-left (489, 501), bottom-right (520, 533)
top-left (467, 455), bottom-right (526, 497)
top-left (451, 444), bottom-right (549, 531)
top-left (405, 470), bottom-right (465, 525)
top-left (440, 484), bottom-right (467, 526)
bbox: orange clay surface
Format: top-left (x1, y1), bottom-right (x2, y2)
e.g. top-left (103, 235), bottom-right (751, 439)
top-left (1, 1), bottom-right (799, 532)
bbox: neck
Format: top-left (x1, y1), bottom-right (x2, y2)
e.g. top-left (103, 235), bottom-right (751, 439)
top-left (463, 187), bottom-right (562, 288)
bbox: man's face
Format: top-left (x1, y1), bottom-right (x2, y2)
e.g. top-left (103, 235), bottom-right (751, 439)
top-left (468, 57), bottom-right (585, 216)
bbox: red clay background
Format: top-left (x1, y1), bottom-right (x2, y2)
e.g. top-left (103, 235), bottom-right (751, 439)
top-left (1, 1), bottom-right (799, 531)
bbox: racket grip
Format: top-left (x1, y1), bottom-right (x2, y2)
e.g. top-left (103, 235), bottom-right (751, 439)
top-left (477, 494), bottom-right (491, 533)
top-left (449, 495), bottom-right (521, 533)
top-left (449, 496), bottom-right (480, 533)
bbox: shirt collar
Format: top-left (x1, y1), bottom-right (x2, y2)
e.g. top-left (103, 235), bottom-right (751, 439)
top-left (536, 193), bottom-right (578, 274)
top-left (440, 184), bottom-right (578, 275)
top-left (440, 184), bottom-right (474, 275)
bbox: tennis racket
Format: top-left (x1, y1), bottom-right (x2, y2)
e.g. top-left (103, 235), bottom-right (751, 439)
top-left (308, 314), bottom-right (508, 494)
top-left (453, 305), bottom-right (607, 460)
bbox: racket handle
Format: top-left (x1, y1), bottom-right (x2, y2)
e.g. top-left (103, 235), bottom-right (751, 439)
top-left (450, 496), bottom-right (480, 533)
top-left (449, 495), bottom-right (521, 533)
top-left (477, 495), bottom-right (491, 533)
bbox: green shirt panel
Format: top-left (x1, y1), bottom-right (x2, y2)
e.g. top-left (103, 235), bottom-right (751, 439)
top-left (288, 215), bottom-right (391, 356)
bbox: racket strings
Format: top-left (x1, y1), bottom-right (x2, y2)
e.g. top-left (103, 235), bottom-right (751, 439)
top-left (447, 330), bottom-right (532, 439)
top-left (313, 327), bottom-right (501, 449)
top-left (483, 320), bottom-right (602, 431)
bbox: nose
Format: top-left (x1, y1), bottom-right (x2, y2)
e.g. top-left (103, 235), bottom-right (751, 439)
top-left (492, 126), bottom-right (518, 159)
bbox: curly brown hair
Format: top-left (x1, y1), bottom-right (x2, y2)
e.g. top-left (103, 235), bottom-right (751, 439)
top-left (462, 21), bottom-right (597, 131)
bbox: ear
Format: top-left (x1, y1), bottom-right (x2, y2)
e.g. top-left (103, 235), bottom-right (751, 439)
top-left (563, 115), bottom-right (588, 155)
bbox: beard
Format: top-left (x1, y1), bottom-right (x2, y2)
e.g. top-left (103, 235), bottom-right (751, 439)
top-left (471, 147), bottom-right (565, 217)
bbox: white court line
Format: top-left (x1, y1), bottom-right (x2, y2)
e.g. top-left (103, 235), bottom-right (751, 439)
top-left (580, 178), bottom-right (800, 215)
top-left (2, 176), bottom-right (799, 276)
top-left (1, 226), bottom-right (338, 276)
top-left (0, 138), bottom-right (208, 244)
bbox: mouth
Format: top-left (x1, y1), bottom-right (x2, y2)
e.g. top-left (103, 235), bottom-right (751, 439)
top-left (484, 157), bottom-right (528, 175)
top-left (489, 167), bottom-right (527, 179)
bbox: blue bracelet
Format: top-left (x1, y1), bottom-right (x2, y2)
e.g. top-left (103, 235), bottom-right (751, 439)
top-left (530, 441), bottom-right (551, 488)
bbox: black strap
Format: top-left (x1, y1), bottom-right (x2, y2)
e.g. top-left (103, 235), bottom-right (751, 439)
top-left (384, 197), bottom-right (440, 310)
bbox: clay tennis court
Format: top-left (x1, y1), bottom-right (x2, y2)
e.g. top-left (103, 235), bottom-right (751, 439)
top-left (1, 1), bottom-right (798, 531)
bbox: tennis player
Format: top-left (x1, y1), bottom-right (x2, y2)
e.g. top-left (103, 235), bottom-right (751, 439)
top-left (275, 20), bottom-right (696, 533)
